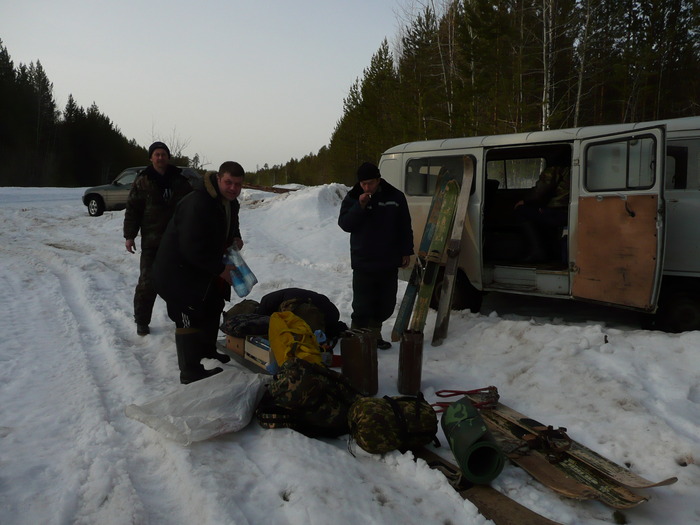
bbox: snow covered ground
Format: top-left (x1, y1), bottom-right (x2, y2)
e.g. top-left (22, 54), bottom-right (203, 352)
top-left (1, 184), bottom-right (699, 525)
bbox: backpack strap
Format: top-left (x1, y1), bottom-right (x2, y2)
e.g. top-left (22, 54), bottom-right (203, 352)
top-left (384, 393), bottom-right (440, 449)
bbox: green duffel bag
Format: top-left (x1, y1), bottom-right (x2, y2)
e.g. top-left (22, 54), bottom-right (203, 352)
top-left (348, 393), bottom-right (439, 454)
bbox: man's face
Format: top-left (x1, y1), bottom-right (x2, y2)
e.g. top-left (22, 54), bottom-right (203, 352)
top-left (360, 178), bottom-right (381, 195)
top-left (218, 173), bottom-right (243, 201)
top-left (150, 148), bottom-right (169, 172)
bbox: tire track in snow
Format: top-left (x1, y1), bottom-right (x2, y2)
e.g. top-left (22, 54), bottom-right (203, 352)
top-left (0, 204), bottom-right (236, 524)
top-left (34, 242), bottom-right (248, 525)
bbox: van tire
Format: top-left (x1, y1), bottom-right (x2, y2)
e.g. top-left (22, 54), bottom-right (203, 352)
top-left (430, 269), bottom-right (483, 313)
top-left (649, 283), bottom-right (700, 333)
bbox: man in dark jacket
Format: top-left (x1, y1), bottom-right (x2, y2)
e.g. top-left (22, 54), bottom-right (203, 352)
top-left (123, 142), bottom-right (193, 336)
top-left (152, 161), bottom-right (245, 384)
top-left (338, 162), bottom-right (414, 349)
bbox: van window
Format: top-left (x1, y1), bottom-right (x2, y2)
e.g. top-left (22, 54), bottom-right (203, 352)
top-left (486, 158), bottom-right (545, 189)
top-left (405, 156), bottom-right (464, 196)
top-left (666, 139), bottom-right (700, 190)
top-left (585, 135), bottom-right (656, 191)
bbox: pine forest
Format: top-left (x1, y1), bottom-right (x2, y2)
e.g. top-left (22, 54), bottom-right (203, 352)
top-left (1, 1), bottom-right (699, 188)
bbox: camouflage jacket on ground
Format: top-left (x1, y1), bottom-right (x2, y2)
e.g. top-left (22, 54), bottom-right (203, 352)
top-left (123, 164), bottom-right (193, 251)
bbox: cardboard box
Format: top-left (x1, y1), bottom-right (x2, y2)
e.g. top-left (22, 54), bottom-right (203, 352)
top-left (226, 336), bottom-right (245, 356)
top-left (244, 336), bottom-right (278, 373)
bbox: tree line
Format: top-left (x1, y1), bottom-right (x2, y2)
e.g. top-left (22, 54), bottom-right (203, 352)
top-left (2, 0), bottom-right (700, 188)
top-left (0, 40), bottom-right (191, 187)
top-left (250, 0), bottom-right (700, 187)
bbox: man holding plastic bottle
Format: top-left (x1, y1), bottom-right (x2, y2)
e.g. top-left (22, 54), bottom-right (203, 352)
top-left (153, 161), bottom-right (245, 384)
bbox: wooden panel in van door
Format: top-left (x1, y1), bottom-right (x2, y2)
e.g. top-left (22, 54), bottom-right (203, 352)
top-left (572, 194), bottom-right (659, 309)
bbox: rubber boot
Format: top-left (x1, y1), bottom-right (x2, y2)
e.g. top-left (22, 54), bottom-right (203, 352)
top-left (176, 328), bottom-right (223, 384)
top-left (520, 221), bottom-right (547, 263)
top-left (199, 314), bottom-right (231, 364)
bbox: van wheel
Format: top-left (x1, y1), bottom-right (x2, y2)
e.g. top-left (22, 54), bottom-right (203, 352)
top-left (651, 287), bottom-right (700, 333)
top-left (430, 270), bottom-right (483, 313)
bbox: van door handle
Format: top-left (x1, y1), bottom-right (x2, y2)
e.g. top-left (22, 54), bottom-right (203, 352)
top-left (596, 193), bottom-right (636, 217)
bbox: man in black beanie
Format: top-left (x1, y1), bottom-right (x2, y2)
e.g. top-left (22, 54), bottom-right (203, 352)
top-left (123, 142), bottom-right (193, 336)
top-left (338, 162), bottom-right (414, 349)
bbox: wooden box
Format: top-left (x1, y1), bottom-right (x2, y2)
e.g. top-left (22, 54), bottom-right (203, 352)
top-left (244, 336), bottom-right (278, 373)
top-left (225, 335), bottom-right (245, 356)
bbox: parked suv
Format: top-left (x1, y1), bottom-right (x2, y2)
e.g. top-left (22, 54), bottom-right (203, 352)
top-left (82, 166), bottom-right (201, 216)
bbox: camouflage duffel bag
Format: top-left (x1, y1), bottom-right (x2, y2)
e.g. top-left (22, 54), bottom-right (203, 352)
top-left (256, 357), bottom-right (362, 438)
top-left (348, 393), bottom-right (439, 454)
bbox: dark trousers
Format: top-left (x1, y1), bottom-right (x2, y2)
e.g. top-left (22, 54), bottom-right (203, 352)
top-left (515, 205), bottom-right (567, 230)
top-left (134, 248), bottom-right (157, 325)
top-left (351, 268), bottom-right (399, 329)
top-left (165, 291), bottom-right (223, 332)
top-left (514, 205), bottom-right (568, 261)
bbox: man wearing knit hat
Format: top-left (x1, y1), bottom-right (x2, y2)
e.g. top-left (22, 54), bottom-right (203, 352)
top-left (123, 142), bottom-right (193, 336)
top-left (338, 162), bottom-right (414, 349)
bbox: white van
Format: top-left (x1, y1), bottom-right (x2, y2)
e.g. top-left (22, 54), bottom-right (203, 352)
top-left (379, 116), bottom-right (700, 332)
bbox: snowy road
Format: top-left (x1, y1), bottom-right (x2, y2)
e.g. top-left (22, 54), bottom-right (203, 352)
top-left (1, 186), bottom-right (699, 525)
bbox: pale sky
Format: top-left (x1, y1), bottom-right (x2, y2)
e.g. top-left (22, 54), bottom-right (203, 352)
top-left (1, 0), bottom-right (412, 172)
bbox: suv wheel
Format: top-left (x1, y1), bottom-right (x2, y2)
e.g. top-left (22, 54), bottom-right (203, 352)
top-left (87, 196), bottom-right (105, 217)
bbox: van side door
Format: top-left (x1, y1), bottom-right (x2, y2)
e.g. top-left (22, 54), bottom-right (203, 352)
top-left (572, 126), bottom-right (665, 310)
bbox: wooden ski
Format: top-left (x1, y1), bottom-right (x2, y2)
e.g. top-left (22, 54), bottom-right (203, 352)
top-left (432, 156), bottom-right (475, 346)
top-left (414, 446), bottom-right (564, 525)
top-left (479, 405), bottom-right (648, 509)
top-left (392, 175), bottom-right (451, 342)
top-left (408, 179), bottom-right (459, 333)
top-left (471, 397), bottom-right (678, 490)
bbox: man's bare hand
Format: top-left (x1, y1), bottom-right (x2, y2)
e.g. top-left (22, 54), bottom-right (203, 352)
top-left (220, 265), bottom-right (235, 285)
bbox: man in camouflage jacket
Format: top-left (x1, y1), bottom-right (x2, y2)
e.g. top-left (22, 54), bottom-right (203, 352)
top-left (123, 142), bottom-right (193, 335)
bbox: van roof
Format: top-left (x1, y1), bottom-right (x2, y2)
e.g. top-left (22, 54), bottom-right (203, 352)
top-left (382, 116), bottom-right (700, 155)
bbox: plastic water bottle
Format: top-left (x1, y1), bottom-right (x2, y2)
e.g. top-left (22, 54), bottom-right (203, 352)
top-left (223, 247), bottom-right (258, 297)
top-left (314, 330), bottom-right (327, 345)
top-left (315, 330), bottom-right (333, 366)
top-left (230, 266), bottom-right (248, 298)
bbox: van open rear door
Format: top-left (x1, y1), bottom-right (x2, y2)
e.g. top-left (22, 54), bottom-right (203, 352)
top-left (572, 126), bottom-right (665, 311)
